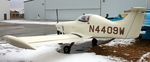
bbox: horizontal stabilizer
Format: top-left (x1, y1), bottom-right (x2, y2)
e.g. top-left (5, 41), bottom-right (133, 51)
top-left (130, 7), bottom-right (146, 12)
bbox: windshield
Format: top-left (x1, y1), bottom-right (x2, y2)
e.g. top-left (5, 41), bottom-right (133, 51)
top-left (78, 15), bottom-right (90, 22)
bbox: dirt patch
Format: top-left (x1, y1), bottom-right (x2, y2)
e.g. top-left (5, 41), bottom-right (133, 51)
top-left (90, 39), bottom-right (150, 62)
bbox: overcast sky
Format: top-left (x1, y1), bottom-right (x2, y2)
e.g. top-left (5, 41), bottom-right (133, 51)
top-left (10, 0), bottom-right (24, 11)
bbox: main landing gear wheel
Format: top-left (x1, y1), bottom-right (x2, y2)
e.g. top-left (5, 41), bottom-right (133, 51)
top-left (63, 42), bottom-right (75, 54)
top-left (57, 30), bottom-right (61, 35)
top-left (92, 38), bottom-right (98, 48)
top-left (63, 46), bottom-right (71, 54)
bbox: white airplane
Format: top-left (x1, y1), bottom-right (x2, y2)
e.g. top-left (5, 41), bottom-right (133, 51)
top-left (2, 7), bottom-right (146, 53)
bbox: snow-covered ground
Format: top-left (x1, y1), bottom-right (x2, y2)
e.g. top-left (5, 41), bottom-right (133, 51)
top-left (0, 35), bottom-right (135, 62)
top-left (0, 41), bottom-right (128, 62)
top-left (104, 39), bottom-right (135, 47)
top-left (138, 52), bottom-right (150, 62)
top-left (0, 37), bottom-right (136, 62)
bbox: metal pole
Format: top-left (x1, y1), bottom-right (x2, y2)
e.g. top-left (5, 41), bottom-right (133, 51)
top-left (100, 0), bottom-right (102, 16)
top-left (44, 0), bottom-right (46, 20)
top-left (56, 9), bottom-right (59, 23)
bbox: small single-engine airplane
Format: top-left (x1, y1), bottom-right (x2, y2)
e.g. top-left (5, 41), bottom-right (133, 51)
top-left (2, 7), bottom-right (146, 53)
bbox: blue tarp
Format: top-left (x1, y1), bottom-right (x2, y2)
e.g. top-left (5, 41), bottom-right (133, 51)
top-left (145, 13), bottom-right (150, 25)
top-left (142, 12), bottom-right (150, 40)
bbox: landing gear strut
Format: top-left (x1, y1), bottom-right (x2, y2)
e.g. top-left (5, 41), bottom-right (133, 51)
top-left (92, 38), bottom-right (98, 48)
top-left (63, 46), bottom-right (71, 54)
top-left (63, 42), bottom-right (75, 54)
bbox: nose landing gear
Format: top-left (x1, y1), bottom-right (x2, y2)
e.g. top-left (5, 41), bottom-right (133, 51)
top-left (63, 38), bottom-right (98, 54)
top-left (63, 42), bottom-right (75, 54)
top-left (63, 46), bottom-right (71, 54)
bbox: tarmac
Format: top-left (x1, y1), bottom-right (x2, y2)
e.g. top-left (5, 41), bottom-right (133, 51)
top-left (0, 20), bottom-right (57, 37)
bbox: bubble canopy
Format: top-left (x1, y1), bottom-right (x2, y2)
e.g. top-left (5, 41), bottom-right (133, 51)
top-left (78, 15), bottom-right (90, 22)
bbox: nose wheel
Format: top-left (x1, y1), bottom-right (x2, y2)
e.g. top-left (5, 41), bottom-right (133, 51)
top-left (63, 46), bottom-right (71, 54)
top-left (63, 42), bottom-right (75, 54)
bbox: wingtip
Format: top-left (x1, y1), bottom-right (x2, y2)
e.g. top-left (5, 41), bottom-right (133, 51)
top-left (2, 35), bottom-right (35, 50)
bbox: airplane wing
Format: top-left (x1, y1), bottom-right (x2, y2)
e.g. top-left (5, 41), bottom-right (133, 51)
top-left (0, 20), bottom-right (57, 25)
top-left (2, 34), bottom-right (85, 49)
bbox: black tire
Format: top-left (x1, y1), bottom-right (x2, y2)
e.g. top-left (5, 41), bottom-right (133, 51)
top-left (57, 30), bottom-right (63, 35)
top-left (63, 46), bottom-right (71, 54)
top-left (57, 30), bottom-right (60, 35)
top-left (136, 34), bottom-right (143, 40)
top-left (92, 38), bottom-right (98, 47)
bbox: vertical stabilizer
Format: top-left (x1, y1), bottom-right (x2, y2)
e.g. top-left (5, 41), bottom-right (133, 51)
top-left (120, 7), bottom-right (146, 38)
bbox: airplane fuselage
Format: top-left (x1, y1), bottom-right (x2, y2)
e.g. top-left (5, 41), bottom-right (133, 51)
top-left (57, 9), bottom-right (145, 39)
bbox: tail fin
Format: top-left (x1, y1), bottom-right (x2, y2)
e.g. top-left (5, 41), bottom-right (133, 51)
top-left (120, 7), bottom-right (146, 38)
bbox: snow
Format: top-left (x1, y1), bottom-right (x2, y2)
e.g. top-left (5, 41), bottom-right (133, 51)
top-left (138, 52), bottom-right (150, 62)
top-left (56, 53), bottom-right (127, 62)
top-left (0, 42), bottom-right (128, 62)
top-left (105, 39), bottom-right (135, 47)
